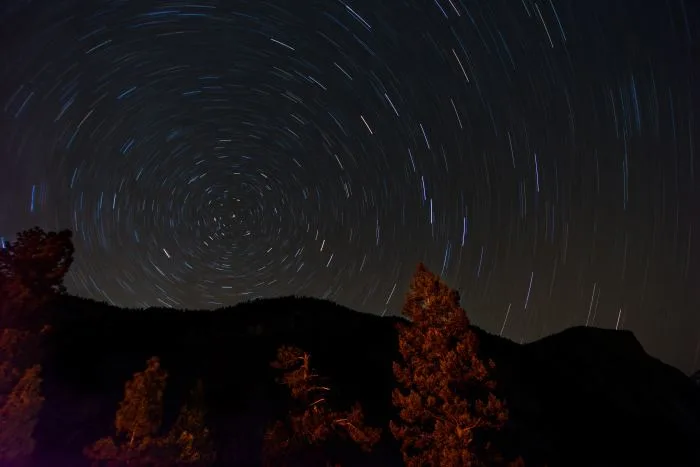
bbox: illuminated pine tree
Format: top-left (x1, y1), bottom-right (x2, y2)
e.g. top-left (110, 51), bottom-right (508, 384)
top-left (0, 227), bottom-right (73, 328)
top-left (117, 357), bottom-right (167, 445)
top-left (391, 263), bottom-right (508, 467)
top-left (84, 357), bottom-right (168, 466)
top-left (0, 328), bottom-right (43, 464)
top-left (0, 364), bottom-right (44, 462)
top-left (0, 329), bottom-right (30, 396)
top-left (0, 227), bottom-right (71, 463)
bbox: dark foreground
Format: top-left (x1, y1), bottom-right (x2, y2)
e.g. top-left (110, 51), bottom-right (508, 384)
top-left (31, 295), bottom-right (700, 467)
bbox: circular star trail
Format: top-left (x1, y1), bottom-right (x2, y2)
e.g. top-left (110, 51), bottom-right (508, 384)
top-left (0, 0), bottom-right (698, 371)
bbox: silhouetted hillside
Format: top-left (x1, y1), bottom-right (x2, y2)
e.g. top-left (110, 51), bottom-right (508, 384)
top-left (692, 370), bottom-right (700, 387)
top-left (32, 295), bottom-right (700, 467)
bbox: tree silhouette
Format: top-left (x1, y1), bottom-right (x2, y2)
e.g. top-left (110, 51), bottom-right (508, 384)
top-left (263, 346), bottom-right (381, 467)
top-left (163, 380), bottom-right (216, 466)
top-left (84, 357), bottom-right (168, 466)
top-left (0, 227), bottom-right (74, 328)
top-left (0, 364), bottom-right (44, 462)
top-left (391, 263), bottom-right (508, 467)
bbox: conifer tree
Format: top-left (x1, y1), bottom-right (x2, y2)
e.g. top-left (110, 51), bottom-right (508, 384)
top-left (391, 263), bottom-right (508, 467)
top-left (0, 329), bottom-right (29, 396)
top-left (117, 357), bottom-right (167, 445)
top-left (84, 357), bottom-right (168, 466)
top-left (0, 227), bottom-right (74, 327)
top-left (0, 364), bottom-right (44, 462)
top-left (164, 379), bottom-right (216, 465)
top-left (0, 227), bottom-right (73, 462)
top-left (263, 346), bottom-right (381, 467)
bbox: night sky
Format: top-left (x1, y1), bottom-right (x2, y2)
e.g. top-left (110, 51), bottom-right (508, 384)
top-left (0, 0), bottom-right (698, 372)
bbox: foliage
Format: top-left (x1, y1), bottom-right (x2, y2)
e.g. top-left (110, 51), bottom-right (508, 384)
top-left (0, 329), bottom-right (45, 462)
top-left (117, 357), bottom-right (168, 443)
top-left (0, 327), bottom-right (46, 397)
top-left (85, 359), bottom-right (216, 466)
top-left (0, 328), bottom-right (31, 396)
top-left (0, 227), bottom-right (71, 462)
top-left (84, 357), bottom-right (169, 466)
top-left (0, 364), bottom-right (44, 462)
top-left (391, 263), bottom-right (508, 467)
top-left (263, 346), bottom-right (381, 467)
top-left (0, 227), bottom-right (74, 328)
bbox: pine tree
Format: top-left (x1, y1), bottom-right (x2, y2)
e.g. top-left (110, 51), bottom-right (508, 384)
top-left (117, 357), bottom-right (167, 445)
top-left (0, 227), bottom-right (72, 463)
top-left (163, 380), bottom-right (216, 465)
top-left (84, 357), bottom-right (168, 466)
top-left (0, 364), bottom-right (44, 462)
top-left (0, 329), bottom-right (29, 396)
top-left (0, 329), bottom-right (43, 461)
top-left (391, 263), bottom-right (508, 467)
top-left (0, 227), bottom-right (74, 328)
top-left (263, 346), bottom-right (381, 467)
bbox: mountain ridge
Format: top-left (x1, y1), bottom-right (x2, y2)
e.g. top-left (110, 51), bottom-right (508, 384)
top-left (30, 294), bottom-right (700, 466)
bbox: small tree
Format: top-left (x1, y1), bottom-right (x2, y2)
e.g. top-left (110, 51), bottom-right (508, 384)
top-left (0, 364), bottom-right (44, 462)
top-left (263, 346), bottom-right (381, 466)
top-left (84, 357), bottom-right (168, 466)
top-left (391, 263), bottom-right (508, 467)
top-left (164, 380), bottom-right (216, 465)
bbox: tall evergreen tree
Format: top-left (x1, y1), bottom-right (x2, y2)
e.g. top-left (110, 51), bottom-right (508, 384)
top-left (391, 263), bottom-right (508, 467)
top-left (0, 364), bottom-right (44, 462)
top-left (84, 357), bottom-right (168, 466)
top-left (263, 346), bottom-right (381, 467)
top-left (0, 227), bottom-right (74, 326)
top-left (85, 360), bottom-right (216, 466)
top-left (0, 329), bottom-right (30, 397)
top-left (117, 357), bottom-right (167, 446)
top-left (0, 227), bottom-right (74, 462)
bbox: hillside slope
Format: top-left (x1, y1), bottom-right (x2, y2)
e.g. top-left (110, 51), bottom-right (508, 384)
top-left (30, 295), bottom-right (700, 466)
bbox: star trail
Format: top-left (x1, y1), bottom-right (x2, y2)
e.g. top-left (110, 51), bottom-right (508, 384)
top-left (0, 0), bottom-right (698, 372)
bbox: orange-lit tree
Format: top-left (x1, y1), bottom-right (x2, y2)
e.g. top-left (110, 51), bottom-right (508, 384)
top-left (0, 328), bottom-right (47, 464)
top-left (263, 346), bottom-right (381, 467)
top-left (84, 357), bottom-right (169, 466)
top-left (391, 263), bottom-right (508, 467)
top-left (85, 359), bottom-right (215, 466)
top-left (0, 227), bottom-right (73, 463)
top-left (0, 364), bottom-right (44, 461)
top-left (0, 227), bottom-right (74, 328)
top-left (0, 328), bottom-right (33, 396)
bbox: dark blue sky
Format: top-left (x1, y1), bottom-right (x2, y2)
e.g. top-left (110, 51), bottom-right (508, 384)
top-left (1, 0), bottom-right (699, 372)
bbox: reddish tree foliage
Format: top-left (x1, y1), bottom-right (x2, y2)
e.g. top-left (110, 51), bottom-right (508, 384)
top-left (0, 227), bottom-right (74, 328)
top-left (0, 328), bottom-right (46, 463)
top-left (0, 227), bottom-right (72, 463)
top-left (263, 346), bottom-right (381, 467)
top-left (0, 329), bottom-right (32, 396)
top-left (84, 357), bottom-right (169, 466)
top-left (85, 359), bottom-right (216, 467)
top-left (0, 364), bottom-right (44, 462)
top-left (391, 263), bottom-right (509, 467)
